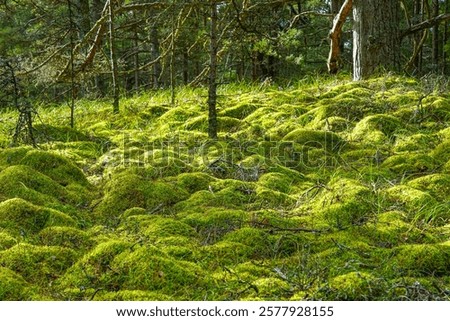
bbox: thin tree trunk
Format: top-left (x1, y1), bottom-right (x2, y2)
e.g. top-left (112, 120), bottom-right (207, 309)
top-left (149, 25), bottom-right (161, 88)
top-left (432, 0), bottom-right (439, 71)
top-left (170, 3), bottom-right (176, 105)
top-left (68, 0), bottom-right (76, 128)
top-left (327, 0), bottom-right (352, 74)
top-left (133, 12), bottom-right (139, 92)
top-left (108, 0), bottom-right (120, 113)
top-left (208, 1), bottom-right (218, 140)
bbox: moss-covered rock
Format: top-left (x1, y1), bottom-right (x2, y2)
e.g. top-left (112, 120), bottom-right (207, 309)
top-left (143, 217), bottom-right (198, 239)
top-left (58, 240), bottom-right (132, 290)
top-left (283, 129), bottom-right (345, 152)
top-left (20, 150), bottom-right (89, 186)
top-left (95, 290), bottom-right (172, 301)
top-left (0, 165), bottom-right (69, 206)
top-left (0, 267), bottom-right (34, 300)
top-left (0, 244), bottom-right (78, 284)
top-left (109, 245), bottom-right (206, 297)
top-left (318, 272), bottom-right (378, 300)
top-left (0, 231), bottom-right (16, 250)
top-left (94, 171), bottom-right (189, 224)
top-left (0, 198), bottom-right (76, 237)
top-left (382, 153), bottom-right (437, 175)
top-left (38, 226), bottom-right (94, 249)
top-left (352, 114), bottom-right (403, 144)
top-left (407, 174), bottom-right (450, 202)
top-left (392, 244), bottom-right (450, 276)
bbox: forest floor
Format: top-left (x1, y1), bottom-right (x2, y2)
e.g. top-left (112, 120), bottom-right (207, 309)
top-left (0, 74), bottom-right (450, 300)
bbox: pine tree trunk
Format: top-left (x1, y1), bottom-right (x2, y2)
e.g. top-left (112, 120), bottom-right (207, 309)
top-left (432, 0), bottom-right (440, 71)
top-left (208, 1), bottom-right (218, 140)
top-left (108, 0), bottom-right (119, 113)
top-left (352, 0), bottom-right (401, 80)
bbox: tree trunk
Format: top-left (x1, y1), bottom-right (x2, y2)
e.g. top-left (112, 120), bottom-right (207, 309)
top-left (108, 0), bottom-right (119, 113)
top-left (328, 0), bottom-right (352, 74)
top-left (432, 0), bottom-right (439, 71)
top-left (352, 0), bottom-right (401, 80)
top-left (149, 25), bottom-right (161, 89)
top-left (208, 1), bottom-right (218, 140)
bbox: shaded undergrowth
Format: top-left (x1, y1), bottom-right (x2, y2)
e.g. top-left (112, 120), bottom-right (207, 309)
top-left (1, 74), bottom-right (450, 300)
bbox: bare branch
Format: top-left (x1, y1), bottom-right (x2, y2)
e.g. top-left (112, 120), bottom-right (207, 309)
top-left (401, 13), bottom-right (450, 38)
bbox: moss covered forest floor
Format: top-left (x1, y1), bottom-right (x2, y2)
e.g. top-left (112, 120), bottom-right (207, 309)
top-left (1, 75), bottom-right (450, 300)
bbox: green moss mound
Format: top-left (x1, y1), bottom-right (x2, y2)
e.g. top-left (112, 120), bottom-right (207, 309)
top-left (0, 244), bottom-right (78, 284)
top-left (0, 165), bottom-right (68, 205)
top-left (393, 244), bottom-right (450, 276)
top-left (0, 267), bottom-right (34, 300)
top-left (0, 232), bottom-right (16, 250)
top-left (143, 217), bottom-right (198, 239)
top-left (20, 150), bottom-right (89, 186)
top-left (316, 272), bottom-right (379, 300)
top-left (352, 114), bottom-right (403, 144)
top-left (38, 226), bottom-right (93, 249)
top-left (301, 178), bottom-right (376, 228)
top-left (283, 129), bottom-right (345, 152)
top-left (0, 198), bottom-right (76, 237)
top-left (176, 172), bottom-right (216, 193)
top-left (58, 240), bottom-right (132, 290)
top-left (95, 290), bottom-right (172, 301)
top-left (407, 174), bottom-right (450, 201)
top-left (108, 245), bottom-right (207, 298)
top-left (94, 171), bottom-right (189, 224)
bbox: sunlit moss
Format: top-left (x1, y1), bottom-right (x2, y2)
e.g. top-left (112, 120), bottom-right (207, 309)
top-left (382, 153), bottom-right (437, 175)
top-left (407, 174), bottom-right (450, 202)
top-left (0, 231), bottom-right (17, 250)
top-left (143, 217), bottom-right (198, 239)
top-left (176, 172), bottom-right (216, 193)
top-left (283, 129), bottom-right (345, 152)
top-left (245, 277), bottom-right (291, 300)
top-left (351, 114), bottom-right (403, 144)
top-left (94, 171), bottom-right (189, 223)
top-left (393, 244), bottom-right (450, 276)
top-left (0, 244), bottom-right (78, 284)
top-left (58, 240), bottom-right (132, 290)
top-left (312, 178), bottom-right (376, 228)
top-left (0, 165), bottom-right (69, 206)
top-left (0, 267), bottom-right (34, 300)
top-left (318, 272), bottom-right (378, 300)
top-left (38, 226), bottom-right (93, 249)
top-left (109, 245), bottom-right (207, 297)
top-left (95, 290), bottom-right (172, 301)
top-left (0, 198), bottom-right (76, 237)
top-left (181, 209), bottom-right (249, 244)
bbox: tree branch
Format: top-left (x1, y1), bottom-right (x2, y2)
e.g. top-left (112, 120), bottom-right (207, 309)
top-left (401, 13), bottom-right (450, 38)
top-left (327, 0), bottom-right (352, 74)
